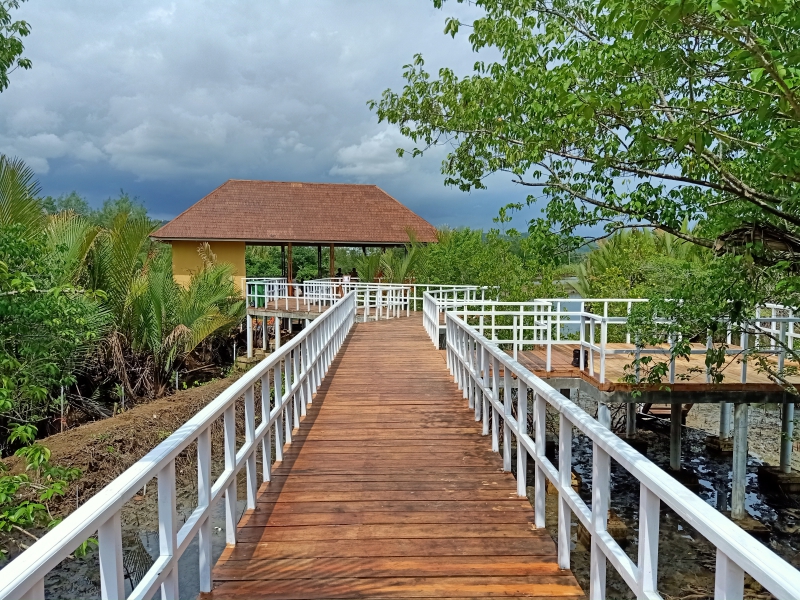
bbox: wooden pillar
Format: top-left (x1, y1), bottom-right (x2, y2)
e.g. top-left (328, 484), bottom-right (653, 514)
top-left (281, 245), bottom-right (286, 277)
top-left (317, 246), bottom-right (322, 278)
top-left (329, 244), bottom-right (335, 277)
top-left (287, 243), bottom-right (293, 294)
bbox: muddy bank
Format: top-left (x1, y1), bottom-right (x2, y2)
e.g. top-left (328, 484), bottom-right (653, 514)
top-left (687, 402), bottom-right (800, 471)
top-left (2, 374), bottom-right (241, 558)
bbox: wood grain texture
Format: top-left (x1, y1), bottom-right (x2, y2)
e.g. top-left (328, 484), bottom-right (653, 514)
top-left (208, 316), bottom-right (584, 599)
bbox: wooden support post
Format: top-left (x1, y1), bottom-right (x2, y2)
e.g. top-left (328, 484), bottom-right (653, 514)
top-left (329, 243), bottom-right (335, 277)
top-left (317, 245), bottom-right (322, 278)
top-left (670, 402), bottom-right (681, 471)
top-left (780, 400), bottom-right (794, 474)
top-left (287, 242), bottom-right (293, 295)
top-left (731, 403), bottom-right (748, 520)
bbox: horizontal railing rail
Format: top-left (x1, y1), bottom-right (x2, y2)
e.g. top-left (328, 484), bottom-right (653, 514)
top-left (445, 310), bottom-right (800, 600)
top-left (0, 293), bottom-right (357, 600)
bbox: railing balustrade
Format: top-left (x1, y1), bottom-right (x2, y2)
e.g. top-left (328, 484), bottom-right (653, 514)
top-left (0, 293), bottom-right (357, 600)
top-left (444, 308), bottom-right (800, 600)
top-left (424, 294), bottom-right (800, 384)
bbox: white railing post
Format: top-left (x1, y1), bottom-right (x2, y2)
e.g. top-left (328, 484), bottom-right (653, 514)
top-left (19, 580), bottom-right (44, 600)
top-left (637, 484), bottom-right (659, 598)
top-left (589, 443), bottom-right (610, 600)
top-left (557, 413), bottom-right (572, 570)
top-left (98, 511), bottom-right (124, 600)
top-left (244, 385), bottom-right (257, 510)
top-left (158, 460), bottom-right (179, 600)
top-left (533, 393), bottom-right (546, 529)
top-left (284, 354), bottom-right (293, 445)
top-left (223, 405), bottom-right (237, 547)
top-left (600, 318), bottom-right (607, 383)
top-left (274, 365), bottom-right (284, 463)
top-left (501, 356), bottom-right (511, 471)
top-left (715, 550), bottom-right (745, 599)
top-left (517, 379), bottom-right (528, 497)
top-left (197, 427), bottom-right (212, 592)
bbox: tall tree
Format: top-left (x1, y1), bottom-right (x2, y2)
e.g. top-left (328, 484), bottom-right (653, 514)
top-left (373, 0), bottom-right (800, 382)
top-left (0, 0), bottom-right (31, 92)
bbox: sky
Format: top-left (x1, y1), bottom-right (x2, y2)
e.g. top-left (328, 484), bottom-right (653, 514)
top-left (0, 0), bottom-right (538, 230)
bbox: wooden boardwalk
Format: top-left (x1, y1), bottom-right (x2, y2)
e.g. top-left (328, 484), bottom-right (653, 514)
top-left (515, 343), bottom-right (800, 393)
top-left (210, 317), bottom-right (584, 599)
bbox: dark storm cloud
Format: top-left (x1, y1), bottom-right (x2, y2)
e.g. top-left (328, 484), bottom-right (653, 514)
top-left (0, 0), bottom-right (534, 229)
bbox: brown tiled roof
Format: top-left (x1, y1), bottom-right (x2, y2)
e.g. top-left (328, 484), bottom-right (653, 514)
top-left (151, 180), bottom-right (438, 245)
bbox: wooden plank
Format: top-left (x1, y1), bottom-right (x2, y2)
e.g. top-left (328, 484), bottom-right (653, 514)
top-left (208, 576), bottom-right (584, 599)
top-left (209, 316), bottom-right (584, 599)
top-left (213, 556), bottom-right (565, 580)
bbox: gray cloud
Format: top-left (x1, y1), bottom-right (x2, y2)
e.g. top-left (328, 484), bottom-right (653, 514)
top-left (0, 0), bottom-right (535, 229)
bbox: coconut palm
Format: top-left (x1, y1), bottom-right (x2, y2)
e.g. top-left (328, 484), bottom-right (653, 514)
top-left (0, 156), bottom-right (45, 240)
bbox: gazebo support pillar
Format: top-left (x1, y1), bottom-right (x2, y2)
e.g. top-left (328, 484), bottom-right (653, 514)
top-left (329, 244), bottom-right (335, 277)
top-left (287, 243), bottom-right (293, 294)
top-left (317, 246), bottom-right (322, 278)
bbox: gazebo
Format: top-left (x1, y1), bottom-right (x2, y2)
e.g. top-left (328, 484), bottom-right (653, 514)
top-left (151, 179), bottom-right (438, 290)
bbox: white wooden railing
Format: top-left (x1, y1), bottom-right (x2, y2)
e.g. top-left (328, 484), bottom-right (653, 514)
top-left (424, 294), bottom-right (800, 384)
top-left (0, 293), bottom-right (357, 600)
top-left (245, 277), bottom-right (488, 318)
top-left (444, 308), bottom-right (800, 600)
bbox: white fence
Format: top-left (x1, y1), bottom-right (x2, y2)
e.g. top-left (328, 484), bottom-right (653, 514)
top-left (245, 277), bottom-right (489, 318)
top-left (424, 294), bottom-right (800, 384)
top-left (0, 293), bottom-right (357, 600)
top-left (443, 307), bottom-right (800, 600)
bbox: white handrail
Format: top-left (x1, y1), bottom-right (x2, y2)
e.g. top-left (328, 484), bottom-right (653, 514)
top-left (0, 293), bottom-right (357, 600)
top-left (445, 309), bottom-right (800, 600)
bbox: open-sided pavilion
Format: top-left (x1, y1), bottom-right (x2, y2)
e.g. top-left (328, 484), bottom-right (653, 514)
top-left (151, 179), bottom-right (438, 291)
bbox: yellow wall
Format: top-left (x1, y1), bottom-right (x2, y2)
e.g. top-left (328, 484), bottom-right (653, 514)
top-left (170, 240), bottom-right (246, 292)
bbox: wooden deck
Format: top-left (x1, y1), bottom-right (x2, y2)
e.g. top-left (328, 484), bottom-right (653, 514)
top-left (210, 317), bottom-right (584, 599)
top-left (515, 343), bottom-right (800, 394)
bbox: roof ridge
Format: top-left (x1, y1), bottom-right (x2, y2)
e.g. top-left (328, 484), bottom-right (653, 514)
top-left (226, 179), bottom-right (379, 187)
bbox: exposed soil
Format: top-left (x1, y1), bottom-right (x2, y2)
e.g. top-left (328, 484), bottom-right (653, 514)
top-left (2, 374), bottom-right (241, 553)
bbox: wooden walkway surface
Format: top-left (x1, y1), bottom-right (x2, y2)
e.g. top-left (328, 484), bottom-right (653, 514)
top-left (210, 316), bottom-right (584, 599)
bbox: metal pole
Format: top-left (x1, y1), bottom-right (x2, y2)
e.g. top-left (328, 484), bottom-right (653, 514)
top-left (731, 402), bottom-right (749, 520)
top-left (780, 400), bottom-right (795, 474)
top-left (626, 402), bottom-right (637, 436)
top-left (670, 403), bottom-right (681, 471)
top-left (598, 403), bottom-right (611, 428)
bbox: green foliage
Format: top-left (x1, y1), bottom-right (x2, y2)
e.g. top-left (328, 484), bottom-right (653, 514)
top-left (246, 245), bottom-right (331, 281)
top-left (573, 227), bottom-right (710, 298)
top-left (414, 227), bottom-right (568, 299)
top-left (0, 0), bottom-right (31, 92)
top-left (90, 219), bottom-right (245, 398)
top-left (374, 0), bottom-right (800, 388)
top-left (374, 0), bottom-right (800, 261)
top-left (0, 426), bottom-right (81, 535)
top-left (42, 190), bottom-right (159, 230)
top-left (0, 222), bottom-right (109, 423)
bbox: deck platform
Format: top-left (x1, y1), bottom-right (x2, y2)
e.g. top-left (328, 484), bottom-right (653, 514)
top-left (514, 343), bottom-right (800, 403)
top-left (209, 317), bottom-right (584, 599)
